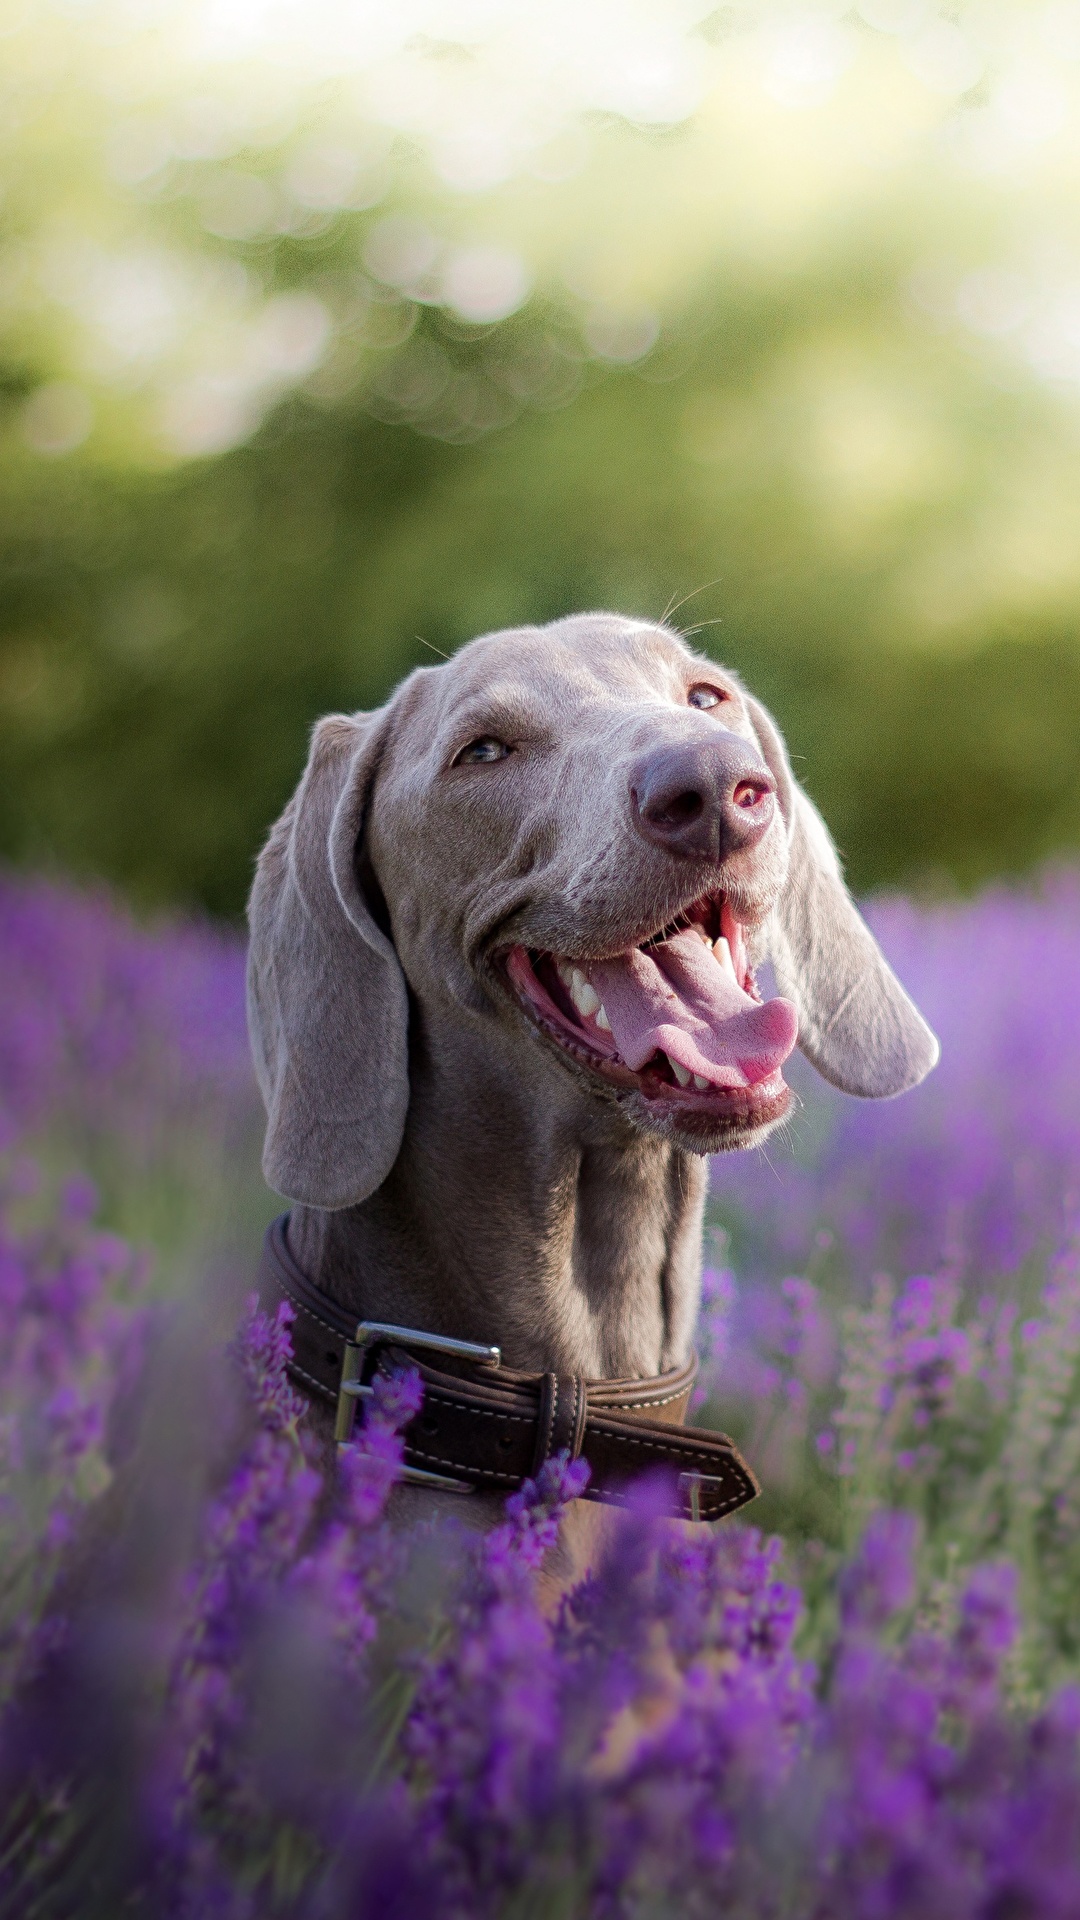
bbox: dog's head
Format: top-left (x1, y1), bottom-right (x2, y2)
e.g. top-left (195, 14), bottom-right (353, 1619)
top-left (248, 615), bottom-right (938, 1208)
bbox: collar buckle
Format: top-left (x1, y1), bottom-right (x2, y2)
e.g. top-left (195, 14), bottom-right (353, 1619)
top-left (335, 1320), bottom-right (501, 1495)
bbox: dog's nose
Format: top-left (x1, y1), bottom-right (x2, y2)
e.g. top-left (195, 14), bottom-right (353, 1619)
top-left (629, 737), bottom-right (776, 862)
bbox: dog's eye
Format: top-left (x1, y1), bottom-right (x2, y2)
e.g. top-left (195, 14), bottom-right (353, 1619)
top-left (688, 685), bottom-right (728, 711)
top-left (455, 736), bottom-right (511, 766)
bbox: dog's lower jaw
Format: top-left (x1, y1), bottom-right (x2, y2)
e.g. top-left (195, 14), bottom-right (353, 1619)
top-left (618, 1081), bottom-right (791, 1155)
top-left (503, 989), bottom-right (793, 1155)
top-left (500, 932), bottom-right (797, 1155)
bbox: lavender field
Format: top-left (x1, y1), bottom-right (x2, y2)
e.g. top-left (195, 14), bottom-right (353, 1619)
top-left (2, 868), bottom-right (1080, 1917)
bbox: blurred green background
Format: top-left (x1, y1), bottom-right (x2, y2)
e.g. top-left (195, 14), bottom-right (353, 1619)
top-left (3, 0), bottom-right (1080, 917)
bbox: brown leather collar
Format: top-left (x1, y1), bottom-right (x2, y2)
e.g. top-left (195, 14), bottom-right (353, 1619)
top-left (256, 1215), bottom-right (759, 1524)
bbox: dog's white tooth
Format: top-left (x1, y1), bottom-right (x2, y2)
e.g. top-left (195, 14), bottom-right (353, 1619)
top-left (669, 1057), bottom-right (691, 1088)
top-left (693, 1074), bottom-right (709, 1090)
top-left (556, 958), bottom-right (574, 988)
top-left (712, 936), bottom-right (737, 979)
top-left (595, 1004), bottom-right (612, 1031)
top-left (569, 968), bottom-right (601, 1018)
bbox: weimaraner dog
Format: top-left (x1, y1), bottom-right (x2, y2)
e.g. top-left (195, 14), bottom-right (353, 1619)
top-left (247, 613), bottom-right (937, 1573)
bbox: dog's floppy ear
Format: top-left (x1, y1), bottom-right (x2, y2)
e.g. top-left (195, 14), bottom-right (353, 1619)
top-left (744, 693), bottom-right (939, 1098)
top-left (247, 709), bottom-right (409, 1208)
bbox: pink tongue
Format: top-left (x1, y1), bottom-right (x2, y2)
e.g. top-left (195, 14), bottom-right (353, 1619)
top-left (588, 929), bottom-right (798, 1089)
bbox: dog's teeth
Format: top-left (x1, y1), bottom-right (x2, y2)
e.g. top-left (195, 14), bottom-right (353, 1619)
top-left (669, 1057), bottom-right (691, 1088)
top-left (595, 1004), bottom-right (612, 1031)
top-left (569, 968), bottom-right (601, 1018)
top-left (556, 958), bottom-right (574, 988)
top-left (712, 936), bottom-right (737, 980)
top-left (693, 1074), bottom-right (709, 1090)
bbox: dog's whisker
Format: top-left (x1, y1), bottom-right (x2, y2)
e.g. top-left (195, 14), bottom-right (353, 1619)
top-left (656, 577), bottom-right (724, 627)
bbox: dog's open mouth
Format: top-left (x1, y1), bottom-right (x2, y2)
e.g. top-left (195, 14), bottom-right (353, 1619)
top-left (504, 893), bottom-right (799, 1135)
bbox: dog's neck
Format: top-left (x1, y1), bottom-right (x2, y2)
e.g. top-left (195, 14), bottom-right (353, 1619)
top-left (286, 1014), bottom-right (707, 1379)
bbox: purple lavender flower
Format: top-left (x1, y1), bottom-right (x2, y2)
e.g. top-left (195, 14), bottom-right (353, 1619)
top-left (0, 1155), bottom-right (150, 1703)
top-left (840, 1510), bottom-right (919, 1632)
top-left (712, 871), bottom-right (1080, 1288)
top-left (151, 1303), bottom-right (421, 1908)
top-left (0, 870), bottom-right (262, 1251)
top-left (943, 1562), bottom-right (1020, 1720)
top-left (890, 1275), bottom-right (972, 1425)
top-left (234, 1296), bottom-right (307, 1433)
top-left (2, 871), bottom-right (1080, 1916)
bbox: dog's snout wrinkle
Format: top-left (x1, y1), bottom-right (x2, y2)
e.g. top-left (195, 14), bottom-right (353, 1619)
top-left (630, 738), bottom-right (776, 863)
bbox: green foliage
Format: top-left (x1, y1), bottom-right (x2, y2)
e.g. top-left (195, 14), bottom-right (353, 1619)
top-left (694, 1239), bottom-right (1080, 1701)
top-left (4, 308), bottom-right (1080, 914)
top-left (4, 3), bottom-right (1080, 911)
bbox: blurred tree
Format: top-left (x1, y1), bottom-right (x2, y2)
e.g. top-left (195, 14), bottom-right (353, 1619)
top-left (2, 1), bottom-right (1080, 912)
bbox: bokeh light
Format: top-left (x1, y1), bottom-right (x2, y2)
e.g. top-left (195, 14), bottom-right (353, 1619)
top-left (4, 0), bottom-right (1080, 908)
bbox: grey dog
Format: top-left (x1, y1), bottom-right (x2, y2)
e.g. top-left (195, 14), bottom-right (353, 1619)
top-left (247, 613), bottom-right (937, 1560)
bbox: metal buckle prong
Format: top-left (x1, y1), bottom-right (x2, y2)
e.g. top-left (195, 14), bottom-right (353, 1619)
top-left (333, 1320), bottom-right (501, 1474)
top-left (334, 1339), bottom-right (369, 1445)
top-left (396, 1464), bottom-right (480, 1495)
